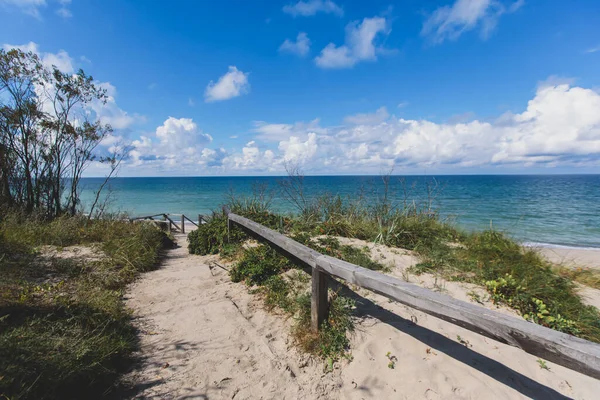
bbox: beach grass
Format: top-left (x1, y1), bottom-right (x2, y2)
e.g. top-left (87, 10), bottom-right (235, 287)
top-left (189, 186), bottom-right (600, 347)
top-left (0, 215), bottom-right (171, 400)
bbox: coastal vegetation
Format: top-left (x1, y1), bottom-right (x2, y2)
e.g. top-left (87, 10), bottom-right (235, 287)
top-left (0, 48), bottom-right (172, 399)
top-left (188, 174), bottom-right (600, 363)
top-left (0, 48), bottom-right (122, 219)
top-left (0, 214), bottom-right (172, 399)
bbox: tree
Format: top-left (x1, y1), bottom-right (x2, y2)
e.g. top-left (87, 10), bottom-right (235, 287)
top-left (0, 48), bottom-right (114, 218)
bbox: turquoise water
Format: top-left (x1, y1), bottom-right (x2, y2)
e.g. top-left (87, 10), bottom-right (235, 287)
top-left (79, 175), bottom-right (600, 248)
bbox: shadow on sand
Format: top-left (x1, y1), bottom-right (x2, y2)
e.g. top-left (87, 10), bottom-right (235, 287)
top-left (339, 282), bottom-right (572, 400)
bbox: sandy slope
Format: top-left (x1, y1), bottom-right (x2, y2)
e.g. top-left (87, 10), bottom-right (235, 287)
top-left (124, 234), bottom-right (339, 399)
top-left (125, 234), bottom-right (600, 399)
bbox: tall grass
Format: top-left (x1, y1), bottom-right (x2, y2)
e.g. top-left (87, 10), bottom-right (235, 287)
top-left (188, 175), bottom-right (600, 348)
top-left (0, 215), bottom-right (171, 400)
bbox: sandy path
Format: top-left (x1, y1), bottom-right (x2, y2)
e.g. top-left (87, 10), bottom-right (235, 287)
top-left (125, 234), bottom-right (600, 399)
top-left (125, 234), bottom-right (338, 399)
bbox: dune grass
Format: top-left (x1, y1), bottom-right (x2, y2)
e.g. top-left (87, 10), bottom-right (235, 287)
top-left (0, 215), bottom-right (171, 400)
top-left (189, 181), bottom-right (600, 346)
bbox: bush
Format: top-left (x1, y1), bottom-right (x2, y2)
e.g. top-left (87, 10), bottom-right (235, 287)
top-left (230, 245), bottom-right (294, 285)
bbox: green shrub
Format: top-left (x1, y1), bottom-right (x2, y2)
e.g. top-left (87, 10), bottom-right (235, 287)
top-left (230, 245), bottom-right (294, 285)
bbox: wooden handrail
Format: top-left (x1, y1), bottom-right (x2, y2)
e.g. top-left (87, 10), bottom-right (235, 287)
top-left (227, 212), bottom-right (600, 380)
top-left (129, 213), bottom-right (204, 233)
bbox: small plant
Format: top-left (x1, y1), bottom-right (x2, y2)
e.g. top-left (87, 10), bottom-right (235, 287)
top-left (537, 359), bottom-right (550, 370)
top-left (386, 351), bottom-right (398, 369)
top-left (467, 290), bottom-right (484, 304)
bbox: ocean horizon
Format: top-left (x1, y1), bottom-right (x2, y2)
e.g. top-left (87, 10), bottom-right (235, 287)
top-left (79, 174), bottom-right (600, 249)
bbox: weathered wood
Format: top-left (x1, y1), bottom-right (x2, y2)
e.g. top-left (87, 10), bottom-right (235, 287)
top-left (198, 214), bottom-right (203, 225)
top-left (228, 213), bottom-right (321, 268)
top-left (182, 215), bottom-right (199, 228)
top-left (228, 212), bottom-right (600, 380)
top-left (181, 214), bottom-right (186, 233)
top-left (311, 267), bottom-right (329, 332)
top-left (163, 214), bottom-right (181, 232)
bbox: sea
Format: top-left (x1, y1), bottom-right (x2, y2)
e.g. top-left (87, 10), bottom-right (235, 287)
top-left (79, 175), bottom-right (600, 249)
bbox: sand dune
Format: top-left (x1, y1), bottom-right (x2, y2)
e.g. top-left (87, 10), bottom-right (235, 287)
top-left (125, 234), bottom-right (600, 399)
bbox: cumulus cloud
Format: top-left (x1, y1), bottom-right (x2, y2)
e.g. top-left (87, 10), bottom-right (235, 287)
top-left (315, 17), bottom-right (390, 69)
top-left (279, 32), bottom-right (311, 57)
top-left (279, 133), bottom-right (318, 163)
top-left (222, 141), bottom-right (277, 172)
top-left (116, 81), bottom-right (600, 175)
top-left (282, 0), bottom-right (343, 17)
top-left (3, 41), bottom-right (74, 73)
top-left (204, 66), bottom-right (250, 102)
top-left (129, 117), bottom-right (214, 170)
top-left (243, 82), bottom-right (600, 174)
top-left (422, 0), bottom-right (523, 44)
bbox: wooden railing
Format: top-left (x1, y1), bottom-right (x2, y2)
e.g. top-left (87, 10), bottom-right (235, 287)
top-left (130, 213), bottom-right (206, 233)
top-left (227, 212), bottom-right (600, 380)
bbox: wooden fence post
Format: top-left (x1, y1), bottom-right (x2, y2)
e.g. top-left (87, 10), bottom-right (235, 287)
top-left (311, 267), bottom-right (329, 332)
top-left (181, 214), bottom-right (185, 234)
top-left (198, 214), bottom-right (202, 225)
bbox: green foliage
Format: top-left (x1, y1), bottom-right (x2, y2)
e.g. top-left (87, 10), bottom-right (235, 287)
top-left (0, 216), bottom-right (169, 400)
top-left (292, 291), bottom-right (355, 362)
top-left (537, 359), bottom-right (550, 370)
top-left (187, 211), bottom-right (232, 255)
top-left (230, 245), bottom-right (294, 285)
top-left (229, 242), bottom-right (355, 364)
top-left (187, 191), bottom-right (290, 256)
top-left (1, 48), bottom-right (113, 218)
top-left (415, 230), bottom-right (600, 341)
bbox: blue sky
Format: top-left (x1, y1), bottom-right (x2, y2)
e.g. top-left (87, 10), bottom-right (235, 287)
top-left (1, 0), bottom-right (600, 176)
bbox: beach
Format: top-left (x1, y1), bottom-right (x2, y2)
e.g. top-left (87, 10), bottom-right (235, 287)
top-left (537, 246), bottom-right (600, 270)
top-left (125, 233), bottom-right (600, 399)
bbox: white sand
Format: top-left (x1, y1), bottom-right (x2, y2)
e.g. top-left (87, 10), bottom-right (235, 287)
top-left (125, 234), bottom-right (600, 399)
top-left (537, 246), bottom-right (600, 270)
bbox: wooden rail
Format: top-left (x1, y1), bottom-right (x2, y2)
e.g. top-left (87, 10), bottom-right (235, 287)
top-left (130, 213), bottom-right (205, 233)
top-left (227, 212), bottom-right (600, 380)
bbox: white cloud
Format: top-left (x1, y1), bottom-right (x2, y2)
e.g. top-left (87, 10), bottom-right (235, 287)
top-left (0, 0), bottom-right (46, 18)
top-left (586, 46), bottom-right (600, 54)
top-left (238, 82), bottom-right (600, 174)
top-left (0, 0), bottom-right (73, 19)
top-left (315, 17), bottom-right (390, 69)
top-left (3, 42), bottom-right (141, 131)
top-left (422, 0), bottom-right (523, 44)
top-left (204, 66), bottom-right (250, 102)
top-left (89, 82), bottom-right (144, 130)
top-left (397, 101), bottom-right (409, 108)
top-left (283, 0), bottom-right (343, 17)
top-left (279, 133), bottom-right (318, 163)
top-left (3, 41), bottom-right (74, 73)
top-left (222, 141), bottom-right (277, 172)
top-left (279, 32), bottom-right (311, 57)
top-left (252, 118), bottom-right (326, 141)
top-left (344, 107), bottom-right (389, 125)
top-left (129, 117), bottom-right (215, 169)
